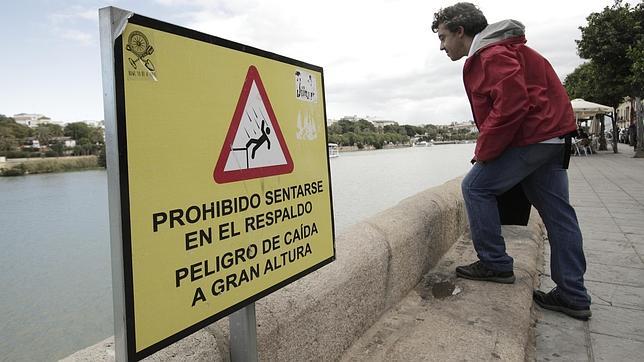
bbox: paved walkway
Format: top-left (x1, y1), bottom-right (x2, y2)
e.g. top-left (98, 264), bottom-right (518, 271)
top-left (341, 147), bottom-right (644, 361)
top-left (537, 147), bottom-right (644, 361)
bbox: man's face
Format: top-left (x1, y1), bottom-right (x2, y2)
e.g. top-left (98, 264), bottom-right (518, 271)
top-left (437, 23), bottom-right (467, 61)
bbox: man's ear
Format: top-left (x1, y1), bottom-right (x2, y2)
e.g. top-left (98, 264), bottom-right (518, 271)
top-left (456, 26), bottom-right (465, 38)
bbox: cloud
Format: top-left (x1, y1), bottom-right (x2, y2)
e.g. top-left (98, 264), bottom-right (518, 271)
top-left (50, 6), bottom-right (97, 24)
top-left (144, 0), bottom-right (637, 125)
top-left (59, 29), bottom-right (93, 45)
top-left (49, 5), bottom-right (97, 46)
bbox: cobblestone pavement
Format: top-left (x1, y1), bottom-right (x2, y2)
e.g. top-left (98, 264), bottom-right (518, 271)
top-left (536, 147), bottom-right (644, 361)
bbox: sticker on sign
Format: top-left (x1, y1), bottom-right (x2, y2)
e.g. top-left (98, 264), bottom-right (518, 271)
top-left (295, 69), bottom-right (317, 102)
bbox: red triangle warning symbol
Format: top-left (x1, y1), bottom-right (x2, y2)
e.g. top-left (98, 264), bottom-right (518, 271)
top-left (214, 65), bottom-right (294, 183)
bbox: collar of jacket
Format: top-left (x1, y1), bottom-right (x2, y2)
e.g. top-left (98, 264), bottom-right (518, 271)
top-left (463, 35), bottom-right (527, 72)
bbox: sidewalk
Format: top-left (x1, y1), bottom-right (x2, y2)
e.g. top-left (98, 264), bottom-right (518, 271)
top-left (341, 148), bottom-right (644, 361)
top-left (537, 148), bottom-right (644, 361)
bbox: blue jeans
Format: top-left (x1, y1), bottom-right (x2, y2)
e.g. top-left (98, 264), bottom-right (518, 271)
top-left (462, 144), bottom-right (590, 307)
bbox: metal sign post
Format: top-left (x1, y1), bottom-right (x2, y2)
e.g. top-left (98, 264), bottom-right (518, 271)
top-left (229, 303), bottom-right (258, 362)
top-left (99, 6), bottom-right (133, 361)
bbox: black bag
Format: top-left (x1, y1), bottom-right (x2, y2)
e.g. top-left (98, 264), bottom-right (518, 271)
top-left (496, 183), bottom-right (531, 225)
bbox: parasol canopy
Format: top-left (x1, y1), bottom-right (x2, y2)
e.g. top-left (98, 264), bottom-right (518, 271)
top-left (571, 98), bottom-right (614, 134)
top-left (571, 98), bottom-right (613, 118)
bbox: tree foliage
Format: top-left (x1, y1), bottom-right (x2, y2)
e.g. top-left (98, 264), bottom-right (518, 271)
top-left (573, 0), bottom-right (644, 105)
top-left (35, 123), bottom-right (64, 146)
top-left (0, 115), bottom-right (32, 152)
top-left (327, 120), bottom-right (476, 148)
top-left (0, 114), bottom-right (32, 139)
top-left (64, 122), bottom-right (104, 146)
top-left (64, 122), bottom-right (92, 142)
top-left (0, 116), bottom-right (105, 157)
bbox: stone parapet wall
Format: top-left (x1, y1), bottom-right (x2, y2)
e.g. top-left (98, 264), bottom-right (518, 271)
top-left (63, 177), bottom-right (468, 361)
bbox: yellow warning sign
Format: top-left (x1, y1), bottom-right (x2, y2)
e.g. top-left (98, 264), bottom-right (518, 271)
top-left (113, 18), bottom-right (335, 358)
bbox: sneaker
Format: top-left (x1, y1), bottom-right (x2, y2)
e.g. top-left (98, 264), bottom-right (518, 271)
top-left (533, 288), bottom-right (591, 320)
top-left (455, 260), bottom-right (516, 284)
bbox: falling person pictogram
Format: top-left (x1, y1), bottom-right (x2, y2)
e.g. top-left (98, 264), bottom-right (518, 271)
top-left (246, 119), bottom-right (271, 159)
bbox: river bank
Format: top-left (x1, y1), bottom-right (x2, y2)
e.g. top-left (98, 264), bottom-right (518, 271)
top-left (336, 140), bottom-right (475, 153)
top-left (337, 144), bottom-right (410, 153)
top-left (0, 156), bottom-right (101, 176)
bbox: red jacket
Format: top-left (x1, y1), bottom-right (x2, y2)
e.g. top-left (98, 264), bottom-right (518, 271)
top-left (463, 36), bottom-right (576, 161)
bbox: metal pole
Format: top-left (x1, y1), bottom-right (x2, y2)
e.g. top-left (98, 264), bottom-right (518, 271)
top-left (99, 6), bottom-right (133, 361)
top-left (229, 303), bottom-right (259, 362)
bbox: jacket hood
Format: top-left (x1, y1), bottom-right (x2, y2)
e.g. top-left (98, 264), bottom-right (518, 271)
top-left (470, 19), bottom-right (525, 55)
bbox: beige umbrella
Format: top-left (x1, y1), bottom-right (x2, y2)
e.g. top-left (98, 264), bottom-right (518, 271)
top-left (570, 98), bottom-right (613, 117)
top-left (571, 98), bottom-right (613, 132)
top-left (571, 98), bottom-right (616, 151)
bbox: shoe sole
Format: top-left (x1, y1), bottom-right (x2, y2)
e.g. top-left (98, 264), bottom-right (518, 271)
top-left (455, 271), bottom-right (516, 284)
top-left (533, 298), bottom-right (591, 320)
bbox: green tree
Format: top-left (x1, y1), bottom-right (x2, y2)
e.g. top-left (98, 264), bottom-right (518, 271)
top-left (88, 126), bottom-right (104, 145)
top-left (403, 125), bottom-right (423, 138)
top-left (50, 141), bottom-right (65, 156)
top-left (64, 122), bottom-right (92, 141)
top-left (327, 123), bottom-right (343, 135)
top-left (35, 123), bottom-right (64, 147)
top-left (577, 0), bottom-right (643, 99)
top-left (0, 115), bottom-right (32, 154)
top-left (335, 119), bottom-right (356, 134)
top-left (0, 114), bottom-right (32, 139)
top-left (574, 0), bottom-right (644, 153)
top-left (97, 144), bottom-right (107, 168)
top-left (564, 62), bottom-right (601, 101)
top-left (355, 119), bottom-right (376, 133)
top-left (383, 124), bottom-right (402, 134)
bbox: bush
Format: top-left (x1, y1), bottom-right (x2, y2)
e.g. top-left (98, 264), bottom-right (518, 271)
top-left (0, 156), bottom-right (99, 176)
top-left (21, 157), bottom-right (99, 174)
top-left (97, 145), bottom-right (107, 168)
top-left (1, 164), bottom-right (26, 176)
top-left (5, 151), bottom-right (29, 158)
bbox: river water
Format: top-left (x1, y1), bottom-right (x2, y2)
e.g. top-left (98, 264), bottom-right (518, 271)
top-left (0, 143), bottom-right (474, 361)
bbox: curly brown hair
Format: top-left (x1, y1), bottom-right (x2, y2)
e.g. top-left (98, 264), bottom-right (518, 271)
top-left (431, 2), bottom-right (488, 36)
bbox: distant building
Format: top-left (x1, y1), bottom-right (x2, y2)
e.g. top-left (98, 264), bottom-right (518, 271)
top-left (616, 97), bottom-right (644, 130)
top-left (339, 115), bottom-right (361, 122)
top-left (336, 115), bottom-right (399, 129)
top-left (50, 136), bottom-right (77, 148)
top-left (13, 113), bottom-right (52, 128)
top-left (450, 120), bottom-right (478, 133)
top-left (82, 120), bottom-right (104, 128)
top-left (22, 137), bottom-right (41, 149)
top-left (370, 119), bottom-right (398, 129)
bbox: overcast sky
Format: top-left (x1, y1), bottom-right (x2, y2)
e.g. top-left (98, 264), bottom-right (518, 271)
top-left (0, 0), bottom-right (637, 125)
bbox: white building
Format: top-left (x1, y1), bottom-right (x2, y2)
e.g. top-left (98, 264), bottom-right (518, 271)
top-left (13, 113), bottom-right (52, 128)
top-left (370, 119), bottom-right (398, 128)
top-left (450, 120), bottom-right (478, 133)
top-left (336, 115), bottom-right (398, 128)
top-left (339, 115), bottom-right (361, 122)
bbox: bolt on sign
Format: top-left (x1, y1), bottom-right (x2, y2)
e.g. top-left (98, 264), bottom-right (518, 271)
top-left (99, 7), bottom-right (335, 361)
